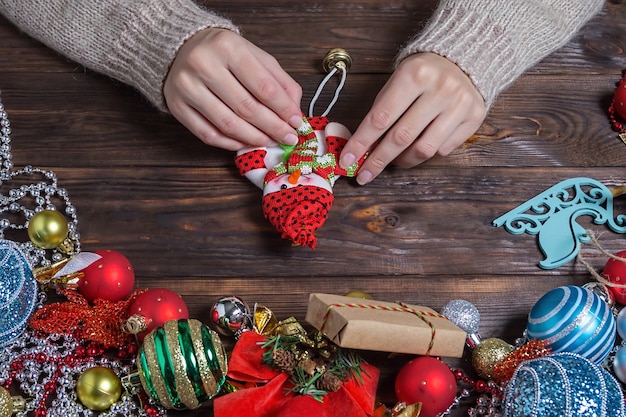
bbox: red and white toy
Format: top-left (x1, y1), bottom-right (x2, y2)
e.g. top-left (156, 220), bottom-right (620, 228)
top-left (235, 115), bottom-right (364, 249)
top-left (609, 70), bottom-right (626, 140)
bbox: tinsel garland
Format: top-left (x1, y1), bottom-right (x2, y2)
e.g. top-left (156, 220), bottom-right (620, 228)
top-left (0, 327), bottom-right (166, 417)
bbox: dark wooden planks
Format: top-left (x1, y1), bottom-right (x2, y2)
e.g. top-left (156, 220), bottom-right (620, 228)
top-left (1, 1), bottom-right (626, 416)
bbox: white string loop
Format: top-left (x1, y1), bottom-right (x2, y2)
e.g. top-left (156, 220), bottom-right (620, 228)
top-left (308, 64), bottom-right (347, 118)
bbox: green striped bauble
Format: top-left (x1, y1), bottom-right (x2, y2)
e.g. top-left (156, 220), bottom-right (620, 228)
top-left (137, 318), bottom-right (228, 410)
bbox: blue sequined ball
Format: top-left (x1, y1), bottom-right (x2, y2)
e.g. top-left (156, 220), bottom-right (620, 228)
top-left (0, 240), bottom-right (38, 346)
top-left (503, 352), bottom-right (625, 417)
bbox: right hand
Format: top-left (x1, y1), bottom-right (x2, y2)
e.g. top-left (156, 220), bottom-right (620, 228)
top-left (164, 28), bottom-right (303, 150)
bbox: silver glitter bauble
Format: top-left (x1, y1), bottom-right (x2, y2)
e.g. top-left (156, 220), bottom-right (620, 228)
top-left (442, 299), bottom-right (482, 348)
top-left (613, 345), bottom-right (626, 383)
top-left (209, 296), bottom-right (252, 336)
top-left (442, 299), bottom-right (480, 333)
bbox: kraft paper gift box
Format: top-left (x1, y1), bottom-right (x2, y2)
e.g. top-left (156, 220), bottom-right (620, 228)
top-left (305, 293), bottom-right (466, 358)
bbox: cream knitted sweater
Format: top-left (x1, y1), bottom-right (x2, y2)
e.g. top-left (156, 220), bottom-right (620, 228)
top-left (0, 0), bottom-right (604, 111)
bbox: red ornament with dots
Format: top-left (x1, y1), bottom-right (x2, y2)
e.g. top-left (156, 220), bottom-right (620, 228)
top-left (395, 356), bottom-right (457, 417)
top-left (128, 288), bottom-right (189, 341)
top-left (614, 75), bottom-right (626, 120)
top-left (78, 249), bottom-right (135, 303)
top-left (603, 250), bottom-right (626, 305)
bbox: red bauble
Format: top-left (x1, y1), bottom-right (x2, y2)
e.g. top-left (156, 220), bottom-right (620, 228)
top-left (613, 76), bottom-right (626, 121)
top-left (603, 250), bottom-right (626, 305)
top-left (128, 288), bottom-right (189, 341)
top-left (395, 356), bottom-right (456, 417)
top-left (78, 249), bottom-right (135, 303)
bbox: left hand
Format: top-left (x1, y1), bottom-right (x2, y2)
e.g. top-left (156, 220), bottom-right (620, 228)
top-left (339, 52), bottom-right (487, 185)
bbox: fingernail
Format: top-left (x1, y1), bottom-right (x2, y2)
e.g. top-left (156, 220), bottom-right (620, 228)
top-left (340, 153), bottom-right (356, 169)
top-left (357, 170), bottom-right (372, 185)
top-left (289, 115), bottom-right (304, 128)
top-left (284, 133), bottom-right (298, 145)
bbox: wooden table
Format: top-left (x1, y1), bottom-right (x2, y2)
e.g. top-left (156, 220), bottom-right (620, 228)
top-left (1, 1), bottom-right (626, 416)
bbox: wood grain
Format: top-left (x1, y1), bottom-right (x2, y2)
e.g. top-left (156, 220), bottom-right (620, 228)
top-left (1, 2), bottom-right (626, 415)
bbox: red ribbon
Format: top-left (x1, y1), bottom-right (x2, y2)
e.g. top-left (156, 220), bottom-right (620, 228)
top-left (214, 332), bottom-right (379, 417)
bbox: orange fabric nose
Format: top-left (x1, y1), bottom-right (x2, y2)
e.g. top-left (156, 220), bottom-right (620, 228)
top-left (288, 169), bottom-right (301, 184)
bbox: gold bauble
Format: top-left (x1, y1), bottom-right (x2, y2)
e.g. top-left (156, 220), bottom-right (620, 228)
top-left (27, 209), bottom-right (69, 249)
top-left (0, 386), bottom-right (13, 417)
top-left (0, 387), bottom-right (25, 417)
top-left (471, 337), bottom-right (514, 380)
top-left (76, 366), bottom-right (122, 411)
top-left (344, 290), bottom-right (373, 300)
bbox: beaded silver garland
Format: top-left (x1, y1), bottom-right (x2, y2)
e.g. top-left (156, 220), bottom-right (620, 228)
top-left (0, 97), bottom-right (167, 416)
top-left (0, 100), bottom-right (80, 268)
top-left (0, 329), bottom-right (164, 417)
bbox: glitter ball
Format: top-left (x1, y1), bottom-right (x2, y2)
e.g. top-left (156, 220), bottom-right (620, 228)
top-left (442, 299), bottom-right (480, 334)
top-left (0, 240), bottom-right (38, 346)
top-left (503, 352), bottom-right (625, 417)
top-left (613, 345), bottom-right (626, 383)
top-left (471, 337), bottom-right (514, 380)
top-left (616, 307), bottom-right (626, 341)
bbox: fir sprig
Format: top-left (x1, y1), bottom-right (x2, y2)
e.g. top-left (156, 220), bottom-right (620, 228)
top-left (329, 348), bottom-right (368, 385)
top-left (260, 331), bottom-right (368, 401)
top-left (260, 334), bottom-right (301, 367)
top-left (288, 367), bottom-right (328, 402)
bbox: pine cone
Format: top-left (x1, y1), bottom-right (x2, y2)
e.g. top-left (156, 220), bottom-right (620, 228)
top-left (272, 348), bottom-right (297, 373)
top-left (316, 371), bottom-right (341, 392)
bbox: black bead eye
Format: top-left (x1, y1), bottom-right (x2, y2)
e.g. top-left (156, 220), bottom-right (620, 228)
top-left (280, 184), bottom-right (288, 190)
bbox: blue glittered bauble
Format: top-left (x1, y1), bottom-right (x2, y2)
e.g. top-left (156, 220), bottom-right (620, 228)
top-left (526, 285), bottom-right (615, 363)
top-left (613, 345), bottom-right (626, 383)
top-left (616, 307), bottom-right (626, 340)
top-left (503, 353), bottom-right (625, 417)
top-left (0, 240), bottom-right (38, 346)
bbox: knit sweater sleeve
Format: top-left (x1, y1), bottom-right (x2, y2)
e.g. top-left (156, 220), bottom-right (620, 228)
top-left (0, 0), bottom-right (240, 111)
top-left (397, 0), bottom-right (604, 108)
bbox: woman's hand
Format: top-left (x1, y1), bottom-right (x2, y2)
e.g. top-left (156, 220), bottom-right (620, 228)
top-left (164, 28), bottom-right (303, 150)
top-left (339, 52), bottom-right (487, 184)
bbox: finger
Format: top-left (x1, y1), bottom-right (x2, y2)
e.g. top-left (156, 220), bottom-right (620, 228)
top-left (228, 50), bottom-right (303, 125)
top-left (339, 72), bottom-right (422, 169)
top-left (188, 68), bottom-right (298, 147)
top-left (354, 94), bottom-right (443, 184)
top-left (253, 49), bottom-right (303, 108)
top-left (165, 67), bottom-right (275, 148)
top-left (207, 66), bottom-right (300, 146)
top-left (394, 111), bottom-right (482, 168)
top-left (169, 99), bottom-right (265, 151)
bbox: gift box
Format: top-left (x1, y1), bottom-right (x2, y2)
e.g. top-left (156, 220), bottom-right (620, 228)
top-left (305, 293), bottom-right (466, 358)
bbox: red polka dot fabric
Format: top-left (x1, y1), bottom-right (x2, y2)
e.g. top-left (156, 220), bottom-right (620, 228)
top-left (234, 149), bottom-right (267, 176)
top-left (235, 115), bottom-right (366, 249)
top-left (262, 185), bottom-right (334, 249)
top-left (308, 116), bottom-right (329, 131)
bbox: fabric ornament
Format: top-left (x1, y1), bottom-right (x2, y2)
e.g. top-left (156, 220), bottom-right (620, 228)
top-left (235, 115), bottom-right (365, 249)
top-left (235, 49), bottom-right (363, 249)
